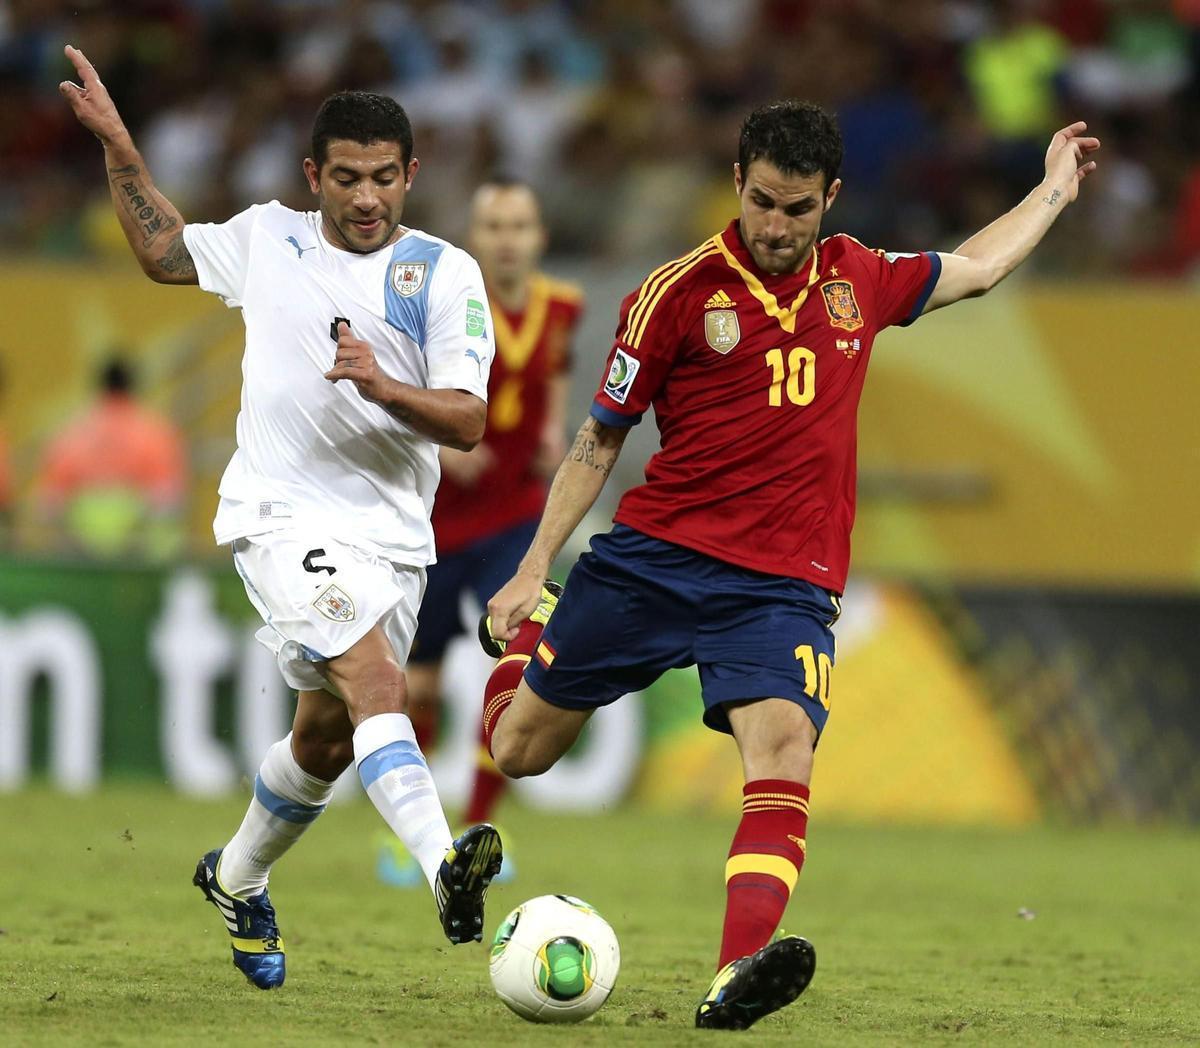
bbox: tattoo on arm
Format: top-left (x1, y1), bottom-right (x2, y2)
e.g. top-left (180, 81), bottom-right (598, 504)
top-left (108, 163), bottom-right (178, 248)
top-left (1042, 189), bottom-right (1062, 207)
top-left (158, 232), bottom-right (196, 280)
top-left (569, 416), bottom-right (621, 477)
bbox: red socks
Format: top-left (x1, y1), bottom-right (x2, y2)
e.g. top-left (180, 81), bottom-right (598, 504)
top-left (718, 779), bottom-right (810, 970)
top-left (464, 745), bottom-right (507, 824)
top-left (480, 615), bottom-right (545, 756)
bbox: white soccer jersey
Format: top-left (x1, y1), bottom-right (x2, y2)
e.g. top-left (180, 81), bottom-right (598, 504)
top-left (184, 202), bottom-right (494, 566)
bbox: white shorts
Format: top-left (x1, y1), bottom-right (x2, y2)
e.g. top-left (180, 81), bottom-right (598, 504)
top-left (231, 530), bottom-right (426, 692)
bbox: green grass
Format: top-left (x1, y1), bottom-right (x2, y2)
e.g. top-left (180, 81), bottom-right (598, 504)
top-left (1, 787), bottom-right (1197, 1046)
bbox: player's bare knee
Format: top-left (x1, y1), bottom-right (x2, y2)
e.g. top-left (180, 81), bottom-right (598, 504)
top-left (338, 661), bottom-right (408, 723)
top-left (491, 728), bottom-right (552, 779)
top-left (291, 728), bottom-right (354, 781)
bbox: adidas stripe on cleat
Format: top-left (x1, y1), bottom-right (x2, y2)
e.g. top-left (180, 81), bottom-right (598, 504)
top-left (193, 848), bottom-right (286, 990)
top-left (435, 823), bottom-right (503, 944)
top-left (695, 934), bottom-right (816, 1030)
top-left (478, 580), bottom-right (562, 659)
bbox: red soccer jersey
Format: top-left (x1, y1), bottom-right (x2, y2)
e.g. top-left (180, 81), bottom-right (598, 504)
top-left (434, 272), bottom-right (583, 553)
top-left (590, 220), bottom-right (940, 592)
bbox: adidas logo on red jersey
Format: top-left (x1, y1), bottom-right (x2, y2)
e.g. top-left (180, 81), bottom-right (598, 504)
top-left (703, 290), bottom-right (736, 309)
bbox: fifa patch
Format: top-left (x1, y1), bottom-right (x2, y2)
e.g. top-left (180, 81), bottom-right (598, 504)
top-left (703, 309), bottom-right (740, 355)
top-left (391, 261), bottom-right (427, 297)
top-left (313, 584), bottom-right (355, 622)
top-left (604, 349), bottom-right (640, 404)
top-left (820, 279), bottom-right (863, 332)
top-left (883, 251), bottom-right (919, 263)
top-left (465, 298), bottom-right (486, 337)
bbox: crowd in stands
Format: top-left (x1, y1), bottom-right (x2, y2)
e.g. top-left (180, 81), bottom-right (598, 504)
top-left (3, 0), bottom-right (1199, 275)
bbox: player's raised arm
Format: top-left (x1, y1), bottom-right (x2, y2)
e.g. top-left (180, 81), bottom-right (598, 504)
top-left (58, 44), bottom-right (196, 285)
top-left (487, 414), bottom-right (628, 638)
top-left (923, 122), bottom-right (1100, 313)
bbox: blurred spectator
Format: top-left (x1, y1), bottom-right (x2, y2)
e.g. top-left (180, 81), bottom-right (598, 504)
top-left (0, 359), bottom-right (12, 544)
top-left (1, 0), bottom-right (1198, 274)
top-left (36, 356), bottom-right (187, 561)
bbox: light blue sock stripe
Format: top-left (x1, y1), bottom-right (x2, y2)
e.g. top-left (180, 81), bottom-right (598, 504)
top-left (253, 774), bottom-right (326, 825)
top-left (358, 740), bottom-right (427, 789)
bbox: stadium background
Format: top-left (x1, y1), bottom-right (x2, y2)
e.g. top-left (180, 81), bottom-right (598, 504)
top-left (2, 0), bottom-right (1199, 830)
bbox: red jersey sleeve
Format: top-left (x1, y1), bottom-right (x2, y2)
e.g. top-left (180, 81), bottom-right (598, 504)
top-left (591, 282), bottom-right (686, 428)
top-left (854, 244), bottom-right (942, 328)
top-left (551, 292), bottom-right (584, 375)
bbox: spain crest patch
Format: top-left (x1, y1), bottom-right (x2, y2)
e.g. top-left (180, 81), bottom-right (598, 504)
top-left (704, 309), bottom-right (740, 354)
top-left (821, 279), bottom-right (863, 332)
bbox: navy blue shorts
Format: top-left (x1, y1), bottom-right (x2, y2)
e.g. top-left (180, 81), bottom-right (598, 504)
top-left (410, 519), bottom-right (539, 664)
top-left (523, 525), bottom-right (840, 735)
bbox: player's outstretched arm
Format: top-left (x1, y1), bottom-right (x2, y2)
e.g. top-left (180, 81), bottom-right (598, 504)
top-left (487, 415), bottom-right (628, 639)
top-left (923, 122), bottom-right (1100, 313)
top-left (58, 44), bottom-right (196, 285)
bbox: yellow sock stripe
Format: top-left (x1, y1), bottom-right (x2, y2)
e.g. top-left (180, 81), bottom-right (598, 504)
top-left (536, 641), bottom-right (555, 666)
top-left (483, 688), bottom-right (517, 726)
top-left (743, 792), bottom-right (810, 806)
top-left (627, 244), bottom-right (721, 348)
top-left (724, 854), bottom-right (799, 893)
top-left (477, 744), bottom-right (499, 773)
top-left (621, 239), bottom-right (717, 345)
top-left (743, 791), bottom-right (811, 802)
top-left (230, 936), bottom-right (284, 954)
top-left (495, 653), bottom-right (532, 671)
top-left (743, 803), bottom-right (809, 817)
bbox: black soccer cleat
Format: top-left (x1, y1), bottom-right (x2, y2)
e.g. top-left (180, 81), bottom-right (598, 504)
top-left (434, 823), bottom-right (504, 944)
top-left (478, 580), bottom-right (563, 659)
top-left (695, 934), bottom-right (816, 1030)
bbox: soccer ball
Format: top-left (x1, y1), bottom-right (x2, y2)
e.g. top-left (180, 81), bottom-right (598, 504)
top-left (489, 894), bottom-right (620, 1023)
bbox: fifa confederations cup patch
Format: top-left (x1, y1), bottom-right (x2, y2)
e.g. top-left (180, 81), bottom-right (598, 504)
top-left (605, 349), bottom-right (640, 404)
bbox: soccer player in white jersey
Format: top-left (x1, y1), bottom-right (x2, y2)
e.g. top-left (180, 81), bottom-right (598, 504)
top-left (60, 44), bottom-right (504, 989)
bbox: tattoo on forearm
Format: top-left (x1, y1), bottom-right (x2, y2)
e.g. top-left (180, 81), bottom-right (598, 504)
top-left (108, 163), bottom-right (177, 248)
top-left (158, 232), bottom-right (196, 279)
top-left (569, 418), bottom-right (618, 477)
top-left (1042, 189), bottom-right (1062, 207)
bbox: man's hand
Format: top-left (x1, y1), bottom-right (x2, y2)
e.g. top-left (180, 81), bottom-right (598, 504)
top-left (59, 45), bottom-right (129, 145)
top-left (440, 444), bottom-right (497, 487)
top-left (487, 570), bottom-right (545, 643)
top-left (1042, 121), bottom-right (1100, 205)
top-left (324, 322), bottom-right (395, 403)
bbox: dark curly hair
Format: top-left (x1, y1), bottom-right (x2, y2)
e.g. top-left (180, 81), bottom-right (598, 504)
top-left (311, 91), bottom-right (414, 169)
top-left (738, 100), bottom-right (843, 191)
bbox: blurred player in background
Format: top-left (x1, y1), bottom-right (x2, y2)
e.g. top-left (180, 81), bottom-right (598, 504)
top-left (36, 356), bottom-right (187, 560)
top-left (60, 43), bottom-right (504, 990)
top-left (403, 178), bottom-right (580, 853)
top-left (478, 100), bottom-right (1099, 1028)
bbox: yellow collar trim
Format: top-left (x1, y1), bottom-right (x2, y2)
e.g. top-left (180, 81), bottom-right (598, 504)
top-left (715, 239), bottom-right (821, 335)
top-left (491, 273), bottom-right (551, 372)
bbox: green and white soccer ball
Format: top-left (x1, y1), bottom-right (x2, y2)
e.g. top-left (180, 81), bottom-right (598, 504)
top-left (489, 894), bottom-right (620, 1023)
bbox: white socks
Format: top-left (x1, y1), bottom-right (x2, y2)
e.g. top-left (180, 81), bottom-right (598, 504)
top-left (217, 733), bottom-right (336, 899)
top-left (354, 712), bottom-right (452, 890)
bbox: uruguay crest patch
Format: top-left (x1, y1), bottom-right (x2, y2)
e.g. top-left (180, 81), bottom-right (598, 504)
top-left (313, 584), bottom-right (356, 622)
top-left (821, 279), bottom-right (863, 332)
top-left (391, 261), bottom-right (427, 297)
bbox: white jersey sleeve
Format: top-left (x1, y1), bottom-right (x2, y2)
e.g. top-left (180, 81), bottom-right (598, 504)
top-left (183, 202), bottom-right (276, 308)
top-left (423, 250), bottom-right (494, 401)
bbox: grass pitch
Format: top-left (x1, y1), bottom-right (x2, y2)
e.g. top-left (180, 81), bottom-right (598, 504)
top-left (1, 786), bottom-right (1197, 1046)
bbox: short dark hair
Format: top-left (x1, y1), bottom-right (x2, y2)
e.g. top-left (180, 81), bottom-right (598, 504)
top-left (738, 100), bottom-right (843, 191)
top-left (100, 356), bottom-right (133, 395)
top-left (311, 91), bottom-right (414, 169)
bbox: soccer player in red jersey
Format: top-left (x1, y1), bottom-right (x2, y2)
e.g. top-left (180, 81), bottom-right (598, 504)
top-left (479, 101), bottom-right (1099, 1028)
top-left (406, 178), bottom-right (582, 832)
